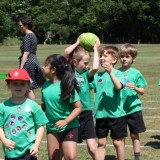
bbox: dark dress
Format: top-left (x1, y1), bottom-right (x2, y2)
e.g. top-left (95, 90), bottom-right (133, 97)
top-left (19, 33), bottom-right (46, 89)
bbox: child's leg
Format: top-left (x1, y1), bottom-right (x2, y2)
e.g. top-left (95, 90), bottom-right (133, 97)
top-left (62, 141), bottom-right (77, 160)
top-left (97, 137), bottom-right (107, 160)
top-left (61, 128), bottom-right (78, 160)
top-left (79, 111), bottom-right (100, 160)
top-left (47, 132), bottom-right (63, 160)
top-left (130, 133), bottom-right (140, 160)
top-left (86, 138), bottom-right (100, 160)
top-left (96, 118), bottom-right (109, 160)
top-left (112, 138), bottom-right (125, 160)
top-left (126, 111), bottom-right (146, 160)
top-left (110, 116), bottom-right (127, 160)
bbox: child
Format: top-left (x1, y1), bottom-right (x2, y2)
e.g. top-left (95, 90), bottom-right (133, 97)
top-left (0, 68), bottom-right (48, 160)
top-left (118, 43), bottom-right (147, 160)
top-left (64, 36), bottom-right (100, 160)
top-left (41, 54), bottom-right (82, 160)
top-left (90, 45), bottom-right (127, 160)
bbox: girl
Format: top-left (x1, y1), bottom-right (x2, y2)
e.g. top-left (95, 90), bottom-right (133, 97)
top-left (64, 37), bottom-right (100, 160)
top-left (18, 16), bottom-right (46, 100)
top-left (42, 54), bottom-right (82, 160)
top-left (0, 68), bottom-right (48, 160)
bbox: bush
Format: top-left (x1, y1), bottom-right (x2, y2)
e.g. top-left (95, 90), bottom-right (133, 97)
top-left (2, 37), bottom-right (21, 46)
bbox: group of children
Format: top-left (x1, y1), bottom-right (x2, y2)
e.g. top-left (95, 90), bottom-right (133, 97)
top-left (0, 36), bottom-right (147, 160)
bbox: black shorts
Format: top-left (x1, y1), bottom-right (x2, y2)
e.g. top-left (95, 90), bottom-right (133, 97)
top-left (5, 150), bottom-right (37, 160)
top-left (96, 116), bottom-right (127, 139)
top-left (78, 110), bottom-right (96, 143)
top-left (47, 128), bottom-right (78, 142)
top-left (126, 111), bottom-right (146, 134)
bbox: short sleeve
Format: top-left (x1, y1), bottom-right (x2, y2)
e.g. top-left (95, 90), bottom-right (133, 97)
top-left (23, 35), bottom-right (31, 52)
top-left (135, 72), bottom-right (147, 88)
top-left (0, 105), bottom-right (4, 127)
top-left (31, 103), bottom-right (48, 128)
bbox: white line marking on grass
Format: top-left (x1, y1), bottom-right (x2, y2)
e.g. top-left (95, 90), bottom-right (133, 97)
top-left (144, 116), bottom-right (160, 118)
top-left (142, 100), bottom-right (160, 102)
top-left (146, 130), bottom-right (160, 133)
top-left (143, 107), bottom-right (160, 110)
top-left (41, 139), bottom-right (160, 148)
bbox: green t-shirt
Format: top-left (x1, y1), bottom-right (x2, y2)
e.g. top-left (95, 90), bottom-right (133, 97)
top-left (0, 98), bottom-right (48, 158)
top-left (76, 70), bottom-right (92, 111)
top-left (41, 80), bottom-right (80, 132)
top-left (119, 67), bottom-right (147, 115)
top-left (91, 69), bottom-right (125, 118)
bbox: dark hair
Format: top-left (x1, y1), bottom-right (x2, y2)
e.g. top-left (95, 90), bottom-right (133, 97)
top-left (19, 16), bottom-right (35, 32)
top-left (45, 54), bottom-right (79, 102)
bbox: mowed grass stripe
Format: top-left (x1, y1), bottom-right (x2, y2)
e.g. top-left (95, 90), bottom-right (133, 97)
top-left (0, 44), bottom-right (160, 160)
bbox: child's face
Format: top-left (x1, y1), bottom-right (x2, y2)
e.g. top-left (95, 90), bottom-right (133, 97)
top-left (119, 53), bottom-right (135, 68)
top-left (75, 54), bottom-right (90, 73)
top-left (43, 63), bottom-right (52, 79)
top-left (100, 53), bottom-right (115, 66)
top-left (8, 80), bottom-right (30, 97)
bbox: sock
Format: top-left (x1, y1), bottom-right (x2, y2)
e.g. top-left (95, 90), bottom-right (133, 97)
top-left (134, 152), bottom-right (140, 160)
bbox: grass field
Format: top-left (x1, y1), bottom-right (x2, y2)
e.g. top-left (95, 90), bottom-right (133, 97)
top-left (0, 44), bottom-right (160, 159)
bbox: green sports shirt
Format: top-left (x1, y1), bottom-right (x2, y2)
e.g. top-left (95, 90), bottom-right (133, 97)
top-left (90, 69), bottom-right (125, 118)
top-left (0, 98), bottom-right (48, 158)
top-left (119, 67), bottom-right (147, 115)
top-left (41, 80), bottom-right (80, 133)
top-left (76, 70), bottom-right (93, 111)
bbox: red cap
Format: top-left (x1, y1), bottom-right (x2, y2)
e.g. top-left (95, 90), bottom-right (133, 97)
top-left (5, 69), bottom-right (30, 82)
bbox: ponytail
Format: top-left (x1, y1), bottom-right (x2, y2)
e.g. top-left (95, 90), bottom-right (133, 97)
top-left (45, 54), bottom-right (79, 102)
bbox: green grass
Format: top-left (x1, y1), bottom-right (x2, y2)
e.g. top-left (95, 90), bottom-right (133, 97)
top-left (0, 44), bottom-right (160, 159)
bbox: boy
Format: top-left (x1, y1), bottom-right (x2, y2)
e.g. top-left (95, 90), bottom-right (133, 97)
top-left (118, 43), bottom-right (147, 160)
top-left (90, 45), bottom-right (127, 160)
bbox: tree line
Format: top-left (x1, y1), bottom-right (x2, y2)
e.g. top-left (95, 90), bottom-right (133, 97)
top-left (0, 0), bottom-right (160, 44)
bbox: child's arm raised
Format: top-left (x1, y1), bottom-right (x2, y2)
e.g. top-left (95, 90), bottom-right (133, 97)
top-left (64, 37), bottom-right (80, 57)
top-left (89, 38), bottom-right (100, 77)
top-left (102, 62), bottom-right (122, 90)
top-left (109, 72), bottom-right (122, 90)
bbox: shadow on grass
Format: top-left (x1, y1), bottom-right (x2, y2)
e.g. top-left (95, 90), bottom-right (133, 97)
top-left (105, 155), bottom-right (132, 160)
top-left (144, 135), bottom-right (160, 149)
top-left (105, 155), bottom-right (117, 160)
top-left (151, 135), bottom-right (160, 140)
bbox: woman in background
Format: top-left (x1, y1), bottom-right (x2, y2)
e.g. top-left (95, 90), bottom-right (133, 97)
top-left (18, 16), bottom-right (46, 100)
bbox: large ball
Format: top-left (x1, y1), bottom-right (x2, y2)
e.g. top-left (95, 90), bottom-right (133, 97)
top-left (79, 32), bottom-right (98, 52)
